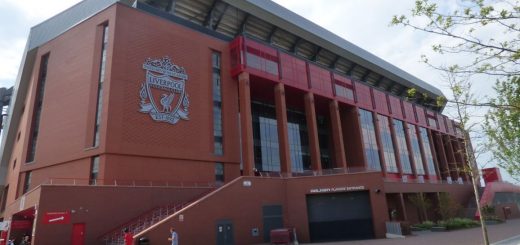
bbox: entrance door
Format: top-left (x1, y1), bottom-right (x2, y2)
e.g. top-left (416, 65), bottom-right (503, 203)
top-left (307, 191), bottom-right (374, 242)
top-left (71, 223), bottom-right (85, 245)
top-left (216, 220), bottom-right (234, 245)
top-left (262, 205), bottom-right (283, 242)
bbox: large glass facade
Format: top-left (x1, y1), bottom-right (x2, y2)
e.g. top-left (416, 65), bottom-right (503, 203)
top-left (359, 109), bottom-right (381, 171)
top-left (252, 101), bottom-right (311, 172)
top-left (287, 110), bottom-right (311, 172)
top-left (317, 116), bottom-right (331, 169)
top-left (408, 125), bottom-right (425, 175)
top-left (377, 115), bottom-right (398, 173)
top-left (393, 119), bottom-right (412, 174)
top-left (212, 52), bottom-right (223, 155)
top-left (419, 127), bottom-right (437, 176)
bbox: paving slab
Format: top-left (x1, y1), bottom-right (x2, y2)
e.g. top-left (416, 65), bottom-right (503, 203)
top-left (311, 218), bottom-right (520, 245)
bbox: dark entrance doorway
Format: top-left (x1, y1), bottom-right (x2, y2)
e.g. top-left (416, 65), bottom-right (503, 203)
top-left (10, 207), bottom-right (35, 244)
top-left (306, 191), bottom-right (374, 242)
top-left (262, 205), bottom-right (283, 242)
top-left (216, 220), bottom-right (234, 245)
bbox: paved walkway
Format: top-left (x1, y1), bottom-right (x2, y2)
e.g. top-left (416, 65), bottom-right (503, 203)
top-left (305, 219), bottom-right (520, 245)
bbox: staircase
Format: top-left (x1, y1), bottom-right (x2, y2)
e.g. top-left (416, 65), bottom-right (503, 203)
top-left (100, 189), bottom-right (215, 245)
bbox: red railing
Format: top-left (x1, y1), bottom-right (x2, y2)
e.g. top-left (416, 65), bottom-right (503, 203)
top-left (43, 177), bottom-right (218, 188)
top-left (99, 187), bottom-right (216, 245)
top-left (255, 167), bottom-right (378, 178)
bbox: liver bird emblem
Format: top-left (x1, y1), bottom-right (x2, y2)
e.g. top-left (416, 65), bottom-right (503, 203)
top-left (160, 93), bottom-right (175, 112)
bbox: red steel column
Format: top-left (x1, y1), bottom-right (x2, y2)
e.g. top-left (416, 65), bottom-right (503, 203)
top-left (399, 193), bottom-right (408, 221)
top-left (304, 92), bottom-right (322, 171)
top-left (238, 72), bottom-right (254, 176)
top-left (274, 83), bottom-right (292, 175)
top-left (329, 100), bottom-right (347, 169)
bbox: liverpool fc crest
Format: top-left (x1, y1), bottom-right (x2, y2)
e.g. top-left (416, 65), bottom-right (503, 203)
top-left (139, 57), bottom-right (189, 124)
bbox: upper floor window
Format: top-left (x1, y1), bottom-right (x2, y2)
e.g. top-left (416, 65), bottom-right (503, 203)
top-left (212, 52), bottom-right (224, 155)
top-left (359, 109), bottom-right (381, 171)
top-left (393, 119), bottom-right (412, 174)
top-left (377, 115), bottom-right (398, 173)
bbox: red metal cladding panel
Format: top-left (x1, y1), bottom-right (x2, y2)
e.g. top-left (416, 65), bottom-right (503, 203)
top-left (229, 37), bottom-right (245, 77)
top-left (415, 106), bottom-right (427, 127)
top-left (279, 52), bottom-right (308, 90)
top-left (333, 73), bottom-right (352, 86)
top-left (245, 38), bottom-right (278, 57)
top-left (425, 110), bottom-right (437, 129)
top-left (308, 64), bottom-right (333, 97)
top-left (402, 101), bottom-right (416, 123)
top-left (244, 38), bottom-right (279, 80)
top-left (354, 82), bottom-right (373, 109)
top-left (332, 74), bottom-right (355, 104)
top-left (437, 113), bottom-right (446, 132)
top-left (372, 90), bottom-right (389, 115)
top-left (388, 95), bottom-right (403, 119)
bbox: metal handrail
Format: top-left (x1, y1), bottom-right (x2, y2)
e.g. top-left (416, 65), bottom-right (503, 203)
top-left (44, 177), bottom-right (217, 188)
top-left (256, 167), bottom-right (379, 178)
top-left (383, 177), bottom-right (473, 185)
top-left (99, 187), bottom-right (215, 244)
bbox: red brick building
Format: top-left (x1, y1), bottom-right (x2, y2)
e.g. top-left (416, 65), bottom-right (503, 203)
top-left (0, 0), bottom-right (476, 244)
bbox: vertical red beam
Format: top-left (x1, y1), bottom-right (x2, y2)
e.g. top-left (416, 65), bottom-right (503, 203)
top-left (399, 193), bottom-right (408, 221)
top-left (274, 83), bottom-right (292, 175)
top-left (433, 131), bottom-right (450, 180)
top-left (455, 138), bottom-right (469, 181)
top-left (238, 72), bottom-right (254, 176)
top-left (442, 134), bottom-right (460, 180)
top-left (304, 92), bottom-right (322, 171)
top-left (427, 129), bottom-right (441, 178)
top-left (329, 100), bottom-right (347, 169)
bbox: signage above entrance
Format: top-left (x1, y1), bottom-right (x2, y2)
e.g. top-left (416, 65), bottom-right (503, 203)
top-left (139, 56), bottom-right (190, 125)
top-left (309, 185), bottom-right (365, 194)
top-left (43, 211), bottom-right (70, 225)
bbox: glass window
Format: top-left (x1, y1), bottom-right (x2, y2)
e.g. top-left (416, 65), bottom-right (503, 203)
top-left (377, 115), bottom-right (398, 173)
top-left (393, 119), bottom-right (413, 174)
top-left (419, 127), bottom-right (437, 176)
top-left (90, 156), bottom-right (100, 185)
top-left (26, 54), bottom-right (50, 163)
top-left (215, 163), bottom-right (224, 182)
top-left (428, 117), bottom-right (437, 128)
top-left (23, 171), bottom-right (32, 194)
top-left (408, 124), bottom-right (425, 175)
top-left (359, 109), bottom-right (381, 171)
top-left (252, 102), bottom-right (280, 172)
top-left (245, 48), bottom-right (279, 76)
top-left (334, 82), bottom-right (354, 100)
top-left (93, 24), bottom-right (109, 147)
top-left (212, 52), bottom-right (224, 155)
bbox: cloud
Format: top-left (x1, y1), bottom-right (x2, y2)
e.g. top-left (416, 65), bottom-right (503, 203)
top-left (0, 0), bottom-right (81, 88)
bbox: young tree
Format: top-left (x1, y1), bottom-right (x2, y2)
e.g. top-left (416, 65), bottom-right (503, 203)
top-left (392, 0), bottom-right (520, 181)
top-left (409, 193), bottom-right (432, 222)
top-left (485, 77), bottom-right (520, 182)
top-left (391, 0), bottom-right (519, 77)
top-left (407, 70), bottom-right (490, 244)
top-left (440, 72), bottom-right (490, 244)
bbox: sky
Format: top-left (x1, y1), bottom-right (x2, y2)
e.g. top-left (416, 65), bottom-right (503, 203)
top-left (0, 0), bottom-right (515, 182)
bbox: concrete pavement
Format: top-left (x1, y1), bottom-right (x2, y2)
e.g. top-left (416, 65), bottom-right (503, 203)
top-left (302, 218), bottom-right (520, 245)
